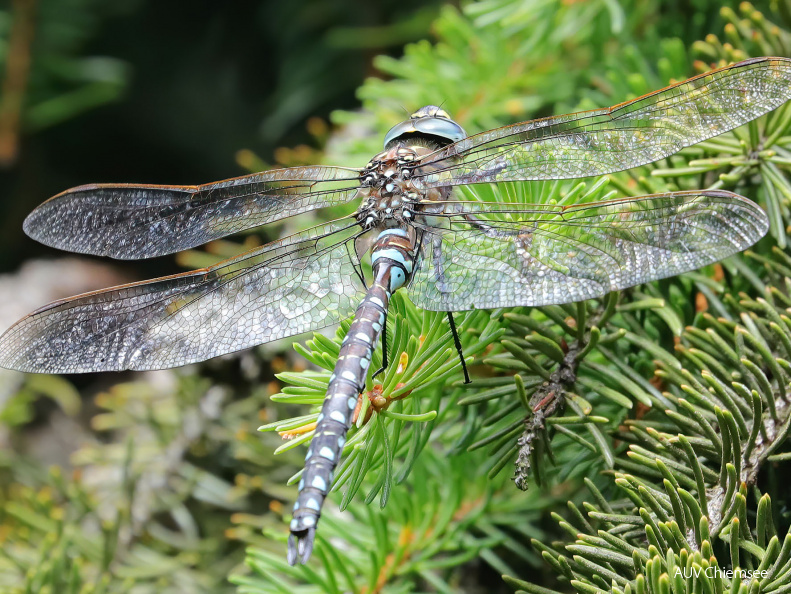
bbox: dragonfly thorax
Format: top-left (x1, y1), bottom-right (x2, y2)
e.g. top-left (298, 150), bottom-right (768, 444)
top-left (355, 194), bottom-right (419, 230)
top-left (356, 145), bottom-right (433, 229)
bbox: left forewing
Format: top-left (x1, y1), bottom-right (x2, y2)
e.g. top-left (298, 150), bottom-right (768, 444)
top-left (25, 166), bottom-right (362, 259)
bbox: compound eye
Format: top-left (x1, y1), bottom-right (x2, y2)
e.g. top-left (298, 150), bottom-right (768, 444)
top-left (414, 117), bottom-right (467, 143)
top-left (384, 106), bottom-right (466, 147)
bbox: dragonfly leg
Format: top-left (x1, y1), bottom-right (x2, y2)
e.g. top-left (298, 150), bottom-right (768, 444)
top-left (287, 527), bottom-right (316, 565)
top-left (372, 310), bottom-right (388, 380)
top-left (460, 211), bottom-right (501, 237)
top-left (447, 312), bottom-right (471, 384)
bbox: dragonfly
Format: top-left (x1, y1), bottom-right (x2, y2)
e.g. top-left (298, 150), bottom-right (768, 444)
top-left (0, 56), bottom-right (787, 565)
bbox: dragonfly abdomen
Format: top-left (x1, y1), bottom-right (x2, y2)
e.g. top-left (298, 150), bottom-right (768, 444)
top-left (288, 228), bottom-right (417, 565)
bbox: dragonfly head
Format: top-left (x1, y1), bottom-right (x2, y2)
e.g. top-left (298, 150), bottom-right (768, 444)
top-left (383, 105), bottom-right (467, 149)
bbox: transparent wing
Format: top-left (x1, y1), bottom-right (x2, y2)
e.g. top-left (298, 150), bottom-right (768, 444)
top-left (414, 57), bottom-right (791, 187)
top-left (0, 220), bottom-right (366, 373)
top-left (25, 166), bottom-right (362, 259)
top-left (407, 191), bottom-right (767, 310)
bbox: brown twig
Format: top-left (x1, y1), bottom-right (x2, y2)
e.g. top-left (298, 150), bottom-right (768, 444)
top-left (0, 0), bottom-right (37, 167)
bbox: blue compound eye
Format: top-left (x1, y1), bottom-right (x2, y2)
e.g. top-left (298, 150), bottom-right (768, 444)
top-left (383, 121), bottom-right (415, 148)
top-left (413, 117), bottom-right (466, 143)
top-left (383, 105), bottom-right (467, 148)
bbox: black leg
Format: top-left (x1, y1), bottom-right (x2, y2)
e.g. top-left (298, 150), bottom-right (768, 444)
top-left (447, 311), bottom-right (471, 384)
top-left (372, 310), bottom-right (388, 380)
